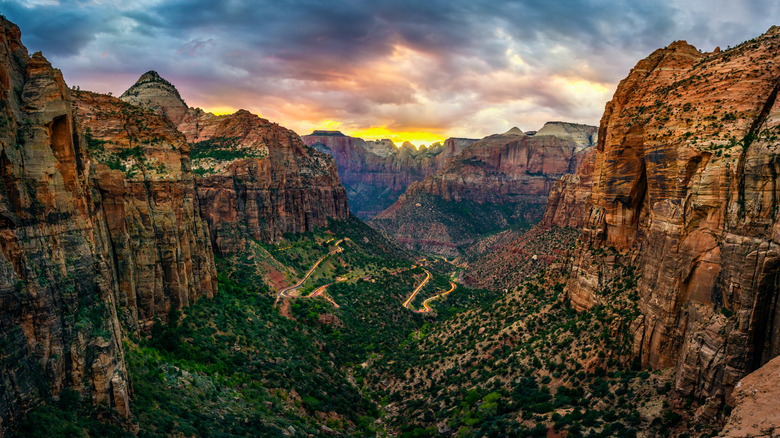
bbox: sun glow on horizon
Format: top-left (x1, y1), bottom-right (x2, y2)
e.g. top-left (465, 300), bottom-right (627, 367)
top-left (346, 126), bottom-right (446, 148)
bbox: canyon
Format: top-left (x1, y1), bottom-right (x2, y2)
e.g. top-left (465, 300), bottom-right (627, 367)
top-left (301, 130), bottom-right (477, 219)
top-left (370, 123), bottom-right (597, 256)
top-left (0, 11), bottom-right (779, 437)
top-left (0, 17), bottom-right (350, 435)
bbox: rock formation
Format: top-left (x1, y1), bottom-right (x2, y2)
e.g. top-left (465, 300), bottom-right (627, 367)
top-left (0, 18), bottom-right (131, 431)
top-left (120, 74), bottom-right (350, 253)
top-left (541, 148), bottom-right (596, 228)
top-left (119, 70), bottom-right (188, 125)
top-left (71, 90), bottom-right (217, 330)
top-left (301, 130), bottom-right (477, 218)
top-left (562, 29), bottom-right (780, 410)
top-left (720, 355), bottom-right (780, 437)
top-left (371, 125), bottom-right (596, 256)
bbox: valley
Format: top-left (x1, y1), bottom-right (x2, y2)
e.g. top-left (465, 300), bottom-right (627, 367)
top-left (0, 10), bottom-right (778, 438)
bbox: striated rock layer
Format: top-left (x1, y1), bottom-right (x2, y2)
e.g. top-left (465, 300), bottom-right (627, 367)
top-left (121, 75), bottom-right (350, 254)
top-left (301, 131), bottom-right (477, 218)
top-left (72, 90), bottom-right (217, 331)
top-left (563, 29), bottom-right (780, 409)
top-left (0, 18), bottom-right (131, 432)
top-left (371, 125), bottom-right (596, 256)
top-left (182, 111), bottom-right (349, 252)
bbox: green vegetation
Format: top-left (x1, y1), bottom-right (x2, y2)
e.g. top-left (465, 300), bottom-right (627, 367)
top-left (189, 137), bottom-right (268, 175)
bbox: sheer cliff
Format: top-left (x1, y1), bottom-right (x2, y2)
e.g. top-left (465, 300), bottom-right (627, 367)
top-left (0, 18), bottom-right (131, 431)
top-left (560, 30), bottom-right (780, 412)
top-left (71, 90), bottom-right (217, 331)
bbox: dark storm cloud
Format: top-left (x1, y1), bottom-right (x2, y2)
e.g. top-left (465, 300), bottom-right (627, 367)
top-left (1, 0), bottom-right (778, 139)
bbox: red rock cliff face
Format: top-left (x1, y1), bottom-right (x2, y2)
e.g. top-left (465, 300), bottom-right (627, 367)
top-left (371, 126), bottom-right (595, 255)
top-left (71, 91), bottom-right (217, 331)
top-left (119, 74), bottom-right (350, 253)
top-left (301, 131), bottom-right (476, 218)
top-left (542, 148), bottom-right (596, 228)
top-left (565, 30), bottom-right (780, 408)
top-left (0, 19), bottom-right (130, 432)
top-left (180, 110), bottom-right (349, 253)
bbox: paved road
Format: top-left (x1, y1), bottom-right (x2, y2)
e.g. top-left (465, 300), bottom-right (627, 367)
top-left (419, 281), bottom-right (457, 313)
top-left (402, 269), bottom-right (431, 310)
top-left (276, 239), bottom-right (344, 303)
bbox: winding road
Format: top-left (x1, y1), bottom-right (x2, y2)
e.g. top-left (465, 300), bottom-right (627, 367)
top-left (275, 239), bottom-right (344, 304)
top-left (275, 238), bottom-right (456, 313)
top-left (402, 269), bottom-right (431, 309)
top-left (419, 281), bottom-right (457, 313)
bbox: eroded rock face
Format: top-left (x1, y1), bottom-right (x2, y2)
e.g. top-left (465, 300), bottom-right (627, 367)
top-left (72, 91), bottom-right (217, 331)
top-left (542, 148), bottom-right (596, 228)
top-left (565, 31), bottom-right (780, 407)
top-left (182, 111), bottom-right (349, 252)
top-left (0, 18), bottom-right (130, 432)
top-left (301, 131), bottom-right (476, 219)
top-left (120, 74), bottom-right (351, 254)
top-left (371, 126), bottom-right (595, 255)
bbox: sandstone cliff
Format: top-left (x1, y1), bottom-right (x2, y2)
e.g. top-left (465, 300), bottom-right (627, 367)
top-left (371, 125), bottom-right (596, 256)
top-left (0, 18), bottom-right (130, 432)
top-left (120, 74), bottom-right (350, 253)
top-left (71, 90), bottom-right (217, 331)
top-left (562, 29), bottom-right (780, 411)
top-left (301, 131), bottom-right (476, 218)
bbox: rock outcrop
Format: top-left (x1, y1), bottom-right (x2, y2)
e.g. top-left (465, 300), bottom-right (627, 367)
top-left (719, 355), bottom-right (780, 437)
top-left (370, 125), bottom-right (596, 256)
top-left (0, 18), bottom-right (131, 432)
top-left (301, 131), bottom-right (476, 218)
top-left (119, 70), bottom-right (188, 125)
top-left (564, 30), bottom-right (780, 409)
top-left (72, 90), bottom-right (217, 330)
top-left (532, 121), bottom-right (600, 149)
top-left (185, 111), bottom-right (349, 252)
top-left (541, 148), bottom-right (596, 228)
top-left (120, 74), bottom-right (350, 253)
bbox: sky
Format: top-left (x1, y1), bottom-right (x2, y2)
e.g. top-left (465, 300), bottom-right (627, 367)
top-left (1, 0), bottom-right (778, 145)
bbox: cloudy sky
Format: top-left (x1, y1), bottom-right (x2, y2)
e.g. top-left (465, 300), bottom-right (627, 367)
top-left (2, 0), bottom-right (778, 144)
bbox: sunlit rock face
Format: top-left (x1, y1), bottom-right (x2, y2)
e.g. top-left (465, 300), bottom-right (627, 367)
top-left (301, 131), bottom-right (477, 219)
top-left (565, 29), bottom-right (780, 407)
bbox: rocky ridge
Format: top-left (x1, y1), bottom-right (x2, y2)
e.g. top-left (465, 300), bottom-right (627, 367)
top-left (301, 130), bottom-right (477, 218)
top-left (557, 30), bottom-right (780, 413)
top-left (120, 74), bottom-right (350, 252)
top-left (370, 124), bottom-right (597, 256)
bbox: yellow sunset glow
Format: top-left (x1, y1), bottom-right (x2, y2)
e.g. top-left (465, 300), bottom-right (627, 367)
top-left (347, 126), bottom-right (446, 147)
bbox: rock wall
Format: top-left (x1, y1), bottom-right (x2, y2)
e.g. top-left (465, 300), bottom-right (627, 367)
top-left (72, 91), bottom-right (217, 331)
top-left (180, 111), bottom-right (349, 253)
top-left (371, 126), bottom-right (595, 255)
top-left (565, 30), bottom-right (780, 408)
top-left (0, 18), bottom-right (130, 432)
top-left (301, 131), bottom-right (476, 218)
top-left (542, 148), bottom-right (596, 228)
top-left (118, 75), bottom-right (351, 253)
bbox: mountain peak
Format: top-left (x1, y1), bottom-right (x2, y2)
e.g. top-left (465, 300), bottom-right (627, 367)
top-left (503, 127), bottom-right (525, 136)
top-left (120, 70), bottom-right (188, 124)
